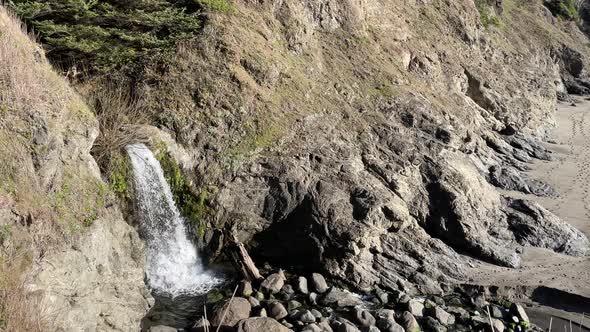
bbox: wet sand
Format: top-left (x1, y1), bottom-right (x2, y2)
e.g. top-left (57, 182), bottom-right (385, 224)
top-left (468, 100), bottom-right (590, 329)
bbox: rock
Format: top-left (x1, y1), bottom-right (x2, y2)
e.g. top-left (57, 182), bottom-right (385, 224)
top-left (299, 310), bottom-right (317, 324)
top-left (318, 320), bottom-right (334, 332)
top-left (504, 198), bottom-right (590, 257)
top-left (491, 318), bottom-right (505, 332)
top-left (406, 299), bottom-right (425, 317)
top-left (490, 305), bottom-right (503, 319)
top-left (446, 307), bottom-right (469, 321)
top-left (210, 297), bottom-right (251, 328)
top-left (365, 327), bottom-right (381, 332)
top-left (254, 291), bottom-right (265, 301)
top-left (375, 289), bottom-right (389, 304)
top-left (238, 280), bottom-right (253, 297)
top-left (261, 270), bottom-right (287, 294)
top-left (247, 296), bottom-right (260, 308)
top-left (303, 324), bottom-right (323, 332)
top-left (320, 288), bottom-right (363, 307)
top-left (311, 309), bottom-right (323, 319)
top-left (353, 308), bottom-right (376, 328)
top-left (193, 319), bottom-right (211, 330)
top-left (336, 321), bottom-right (361, 332)
top-left (268, 301), bottom-right (288, 320)
top-left (399, 311), bottom-right (421, 332)
top-left (489, 166), bottom-right (555, 197)
top-left (236, 317), bottom-right (294, 332)
top-left (375, 309), bottom-right (395, 321)
top-left (311, 273), bottom-right (329, 293)
top-left (287, 300), bottom-right (302, 311)
top-left (510, 303), bottom-right (530, 323)
top-left (253, 307), bottom-right (267, 317)
top-left (282, 284), bottom-right (295, 295)
top-left (148, 326), bottom-right (176, 332)
top-left (375, 317), bottom-right (404, 332)
top-left (425, 306), bottom-right (453, 325)
top-left (298, 276), bottom-right (310, 294)
top-left (310, 292), bottom-right (319, 304)
top-left (423, 316), bottom-right (447, 332)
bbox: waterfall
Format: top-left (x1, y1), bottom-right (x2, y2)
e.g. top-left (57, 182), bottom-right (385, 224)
top-left (126, 143), bottom-right (223, 297)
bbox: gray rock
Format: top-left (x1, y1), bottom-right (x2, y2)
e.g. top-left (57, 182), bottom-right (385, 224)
top-left (423, 316), bottom-right (447, 332)
top-left (374, 309), bottom-right (395, 321)
top-left (320, 288), bottom-right (363, 307)
top-left (505, 198), bottom-right (590, 257)
top-left (336, 321), bottom-right (361, 332)
top-left (261, 270), bottom-right (286, 294)
top-left (510, 303), bottom-right (530, 323)
top-left (446, 306), bottom-right (469, 321)
top-left (490, 305), bottom-right (503, 319)
top-left (406, 299), bottom-right (424, 317)
top-left (488, 166), bottom-right (555, 197)
top-left (311, 309), bottom-right (323, 319)
top-left (491, 318), bottom-right (505, 332)
top-left (425, 306), bottom-right (453, 325)
top-left (236, 317), bottom-right (294, 332)
top-left (282, 284), bottom-right (295, 295)
top-left (148, 326), bottom-right (176, 332)
top-left (318, 320), bottom-right (334, 332)
top-left (238, 280), bottom-right (253, 297)
top-left (210, 297), bottom-right (251, 328)
top-left (287, 300), bottom-right (302, 311)
top-left (353, 308), bottom-right (376, 328)
top-left (299, 310), bottom-right (317, 324)
top-left (310, 292), bottom-right (319, 304)
top-left (399, 311), bottom-right (421, 332)
top-left (311, 273), bottom-right (329, 293)
top-left (375, 289), bottom-right (389, 304)
top-left (247, 296), bottom-right (260, 308)
top-left (303, 324), bottom-right (323, 332)
top-left (268, 301), bottom-right (288, 320)
top-left (253, 307), bottom-right (267, 317)
top-left (298, 276), bottom-right (310, 294)
top-left (375, 317), bottom-right (404, 332)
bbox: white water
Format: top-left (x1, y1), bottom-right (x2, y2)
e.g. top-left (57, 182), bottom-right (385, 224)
top-left (126, 144), bottom-right (223, 297)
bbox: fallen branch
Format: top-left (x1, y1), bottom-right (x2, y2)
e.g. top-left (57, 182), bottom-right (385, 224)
top-left (224, 231), bottom-right (262, 281)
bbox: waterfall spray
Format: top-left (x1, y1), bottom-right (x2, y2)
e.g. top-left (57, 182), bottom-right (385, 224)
top-left (126, 143), bottom-right (222, 296)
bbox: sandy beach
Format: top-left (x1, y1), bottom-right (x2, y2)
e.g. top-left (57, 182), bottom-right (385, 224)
top-left (467, 100), bottom-right (590, 330)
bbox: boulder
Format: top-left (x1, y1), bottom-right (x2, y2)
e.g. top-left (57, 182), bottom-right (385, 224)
top-left (238, 280), bottom-right (253, 297)
top-left (236, 317), bottom-right (294, 332)
top-left (268, 301), bottom-right (288, 320)
top-left (261, 270), bottom-right (286, 294)
top-left (148, 326), bottom-right (176, 332)
top-left (510, 303), bottom-right (529, 323)
top-left (375, 317), bottom-right (404, 332)
top-left (336, 321), bottom-right (361, 332)
top-left (374, 309), bottom-right (395, 321)
top-left (298, 276), bottom-right (310, 294)
top-left (210, 297), bottom-right (251, 328)
top-left (423, 316), bottom-right (447, 332)
top-left (406, 299), bottom-right (424, 317)
top-left (320, 288), bottom-right (363, 307)
top-left (311, 273), bottom-right (329, 293)
top-left (353, 308), bottom-right (376, 328)
top-left (299, 310), bottom-right (317, 324)
top-left (425, 306), bottom-right (454, 325)
top-left (399, 311), bottom-right (421, 332)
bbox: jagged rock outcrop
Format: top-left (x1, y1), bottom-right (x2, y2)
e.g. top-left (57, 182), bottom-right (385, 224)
top-left (134, 0), bottom-right (590, 293)
top-left (0, 7), bottom-right (151, 331)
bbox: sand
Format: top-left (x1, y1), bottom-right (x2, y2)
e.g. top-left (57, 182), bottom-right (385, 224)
top-left (467, 100), bottom-right (590, 329)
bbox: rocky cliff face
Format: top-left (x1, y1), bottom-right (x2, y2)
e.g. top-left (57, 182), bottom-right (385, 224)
top-left (138, 0), bottom-right (590, 293)
top-left (0, 7), bottom-right (151, 331)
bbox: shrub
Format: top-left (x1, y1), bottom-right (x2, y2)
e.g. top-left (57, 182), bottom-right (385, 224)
top-left (544, 0), bottom-right (580, 21)
top-left (7, 0), bottom-right (205, 74)
top-left (475, 0), bottom-right (502, 28)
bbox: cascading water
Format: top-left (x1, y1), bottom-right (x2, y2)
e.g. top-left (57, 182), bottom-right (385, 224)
top-left (126, 143), bottom-right (224, 328)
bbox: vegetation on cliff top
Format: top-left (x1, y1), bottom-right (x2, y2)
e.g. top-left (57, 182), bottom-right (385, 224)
top-left (7, 0), bottom-right (214, 74)
top-left (544, 0), bottom-right (581, 21)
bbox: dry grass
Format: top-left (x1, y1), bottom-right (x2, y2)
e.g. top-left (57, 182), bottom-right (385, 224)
top-left (85, 83), bottom-right (150, 174)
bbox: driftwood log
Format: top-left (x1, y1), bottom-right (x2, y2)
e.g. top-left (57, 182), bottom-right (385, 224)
top-left (224, 231), bottom-right (262, 281)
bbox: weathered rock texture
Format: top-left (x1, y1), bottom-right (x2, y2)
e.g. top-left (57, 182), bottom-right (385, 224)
top-left (0, 6), bottom-right (151, 331)
top-left (136, 0), bottom-right (590, 294)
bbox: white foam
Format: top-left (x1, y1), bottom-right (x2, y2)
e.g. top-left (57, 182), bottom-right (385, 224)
top-left (126, 143), bottom-right (223, 296)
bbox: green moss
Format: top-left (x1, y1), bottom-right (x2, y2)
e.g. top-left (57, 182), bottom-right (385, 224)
top-left (155, 147), bottom-right (212, 242)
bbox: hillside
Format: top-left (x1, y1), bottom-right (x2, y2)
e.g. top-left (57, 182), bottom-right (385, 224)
top-left (2, 0), bottom-right (590, 331)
